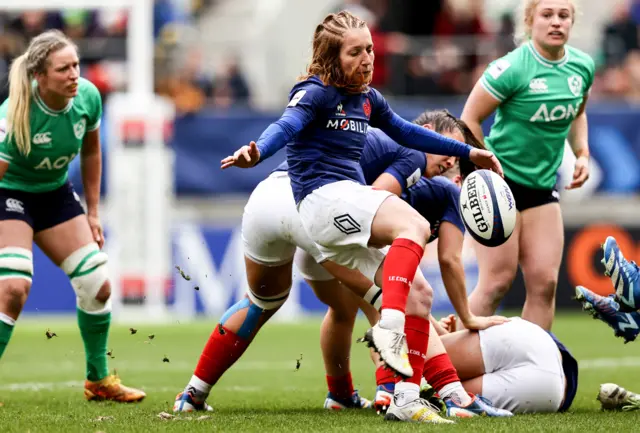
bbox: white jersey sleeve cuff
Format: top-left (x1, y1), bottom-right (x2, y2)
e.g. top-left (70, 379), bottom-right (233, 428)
top-left (88, 119), bottom-right (101, 131)
top-left (480, 76), bottom-right (505, 102)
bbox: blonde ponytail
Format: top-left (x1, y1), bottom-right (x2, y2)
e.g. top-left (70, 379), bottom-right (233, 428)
top-left (6, 54), bottom-right (32, 156)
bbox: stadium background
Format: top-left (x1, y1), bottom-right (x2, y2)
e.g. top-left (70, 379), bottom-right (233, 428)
top-left (2, 0), bottom-right (640, 322)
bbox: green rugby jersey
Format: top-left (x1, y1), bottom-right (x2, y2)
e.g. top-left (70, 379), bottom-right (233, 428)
top-left (480, 41), bottom-right (595, 189)
top-left (0, 77), bottom-right (102, 192)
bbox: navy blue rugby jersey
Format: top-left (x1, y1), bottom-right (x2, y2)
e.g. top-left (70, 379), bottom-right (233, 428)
top-left (255, 75), bottom-right (472, 204)
top-left (402, 176), bottom-right (465, 243)
top-left (360, 128), bottom-right (426, 192)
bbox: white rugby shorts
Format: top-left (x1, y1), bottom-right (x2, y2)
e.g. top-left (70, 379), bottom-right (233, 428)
top-left (297, 180), bottom-right (393, 273)
top-left (242, 172), bottom-right (326, 266)
top-left (479, 317), bottom-right (566, 413)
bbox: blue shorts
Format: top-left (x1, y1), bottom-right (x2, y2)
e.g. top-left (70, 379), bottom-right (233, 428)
top-left (0, 181), bottom-right (85, 232)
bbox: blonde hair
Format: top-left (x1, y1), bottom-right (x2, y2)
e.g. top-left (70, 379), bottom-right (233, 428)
top-left (515, 0), bottom-right (578, 45)
top-left (7, 30), bottom-right (75, 156)
top-left (300, 10), bottom-right (371, 94)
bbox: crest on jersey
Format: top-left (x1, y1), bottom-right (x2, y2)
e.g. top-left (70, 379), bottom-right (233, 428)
top-left (74, 118), bottom-right (86, 139)
top-left (363, 98), bottom-right (371, 119)
top-left (568, 75), bottom-right (583, 97)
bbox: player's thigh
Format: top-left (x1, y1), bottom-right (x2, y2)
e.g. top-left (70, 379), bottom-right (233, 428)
top-left (34, 215), bottom-right (95, 266)
top-left (32, 182), bottom-right (89, 265)
top-left (298, 180), bottom-right (394, 251)
top-left (473, 212), bottom-right (521, 289)
top-left (0, 188), bottom-right (35, 249)
top-left (370, 193), bottom-right (430, 247)
top-left (518, 203), bottom-right (564, 289)
top-left (439, 330), bottom-right (485, 380)
top-left (242, 173), bottom-right (300, 268)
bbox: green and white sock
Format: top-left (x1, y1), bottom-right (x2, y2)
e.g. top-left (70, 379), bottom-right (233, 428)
top-left (0, 312), bottom-right (16, 360)
top-left (77, 308), bottom-right (111, 381)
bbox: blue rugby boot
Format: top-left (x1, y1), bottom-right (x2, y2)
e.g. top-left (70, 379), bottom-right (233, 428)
top-left (444, 393), bottom-right (513, 418)
top-left (324, 390), bottom-right (372, 410)
top-left (602, 236), bottom-right (640, 311)
top-left (575, 285), bottom-right (640, 343)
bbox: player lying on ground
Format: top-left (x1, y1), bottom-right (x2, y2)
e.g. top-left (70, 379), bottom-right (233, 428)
top-left (433, 316), bottom-right (578, 414)
top-left (173, 109), bottom-right (503, 423)
top-left (0, 30), bottom-right (144, 402)
top-left (222, 10), bottom-right (502, 383)
top-left (461, 0), bottom-right (594, 331)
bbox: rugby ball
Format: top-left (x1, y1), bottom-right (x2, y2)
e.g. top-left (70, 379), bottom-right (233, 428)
top-left (458, 170), bottom-right (516, 247)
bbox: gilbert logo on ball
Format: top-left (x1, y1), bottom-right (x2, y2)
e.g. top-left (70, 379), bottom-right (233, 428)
top-left (459, 170), bottom-right (516, 247)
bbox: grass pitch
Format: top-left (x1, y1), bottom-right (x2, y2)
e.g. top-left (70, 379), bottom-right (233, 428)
top-left (1, 313), bottom-right (640, 432)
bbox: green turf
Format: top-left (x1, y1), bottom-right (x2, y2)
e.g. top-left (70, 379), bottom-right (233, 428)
top-left (0, 313), bottom-right (640, 432)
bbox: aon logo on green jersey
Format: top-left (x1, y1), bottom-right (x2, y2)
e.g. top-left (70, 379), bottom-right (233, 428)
top-left (530, 101), bottom-right (581, 123)
top-left (34, 153), bottom-right (77, 170)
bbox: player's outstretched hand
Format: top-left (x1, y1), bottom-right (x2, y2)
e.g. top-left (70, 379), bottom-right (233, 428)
top-left (462, 314), bottom-right (510, 331)
top-left (469, 148), bottom-right (503, 177)
top-left (221, 141), bottom-right (261, 169)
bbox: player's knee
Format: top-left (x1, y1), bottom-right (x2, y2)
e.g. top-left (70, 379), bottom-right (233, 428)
top-left (406, 277), bottom-right (433, 316)
top-left (526, 270), bottom-right (558, 305)
top-left (484, 269), bottom-right (517, 300)
top-left (1, 279), bottom-right (31, 307)
top-left (247, 285), bottom-right (290, 311)
top-left (95, 280), bottom-right (112, 303)
top-left (400, 214), bottom-right (431, 245)
top-left (60, 243), bottom-right (110, 314)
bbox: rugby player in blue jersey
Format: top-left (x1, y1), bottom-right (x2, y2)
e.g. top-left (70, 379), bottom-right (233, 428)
top-left (221, 13), bottom-right (502, 421)
top-left (175, 110), bottom-right (486, 423)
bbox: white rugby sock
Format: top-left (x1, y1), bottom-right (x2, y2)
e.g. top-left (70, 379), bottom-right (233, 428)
top-left (379, 309), bottom-right (405, 331)
top-left (394, 382), bottom-right (419, 406)
top-left (186, 375), bottom-right (212, 402)
top-left (439, 381), bottom-right (472, 405)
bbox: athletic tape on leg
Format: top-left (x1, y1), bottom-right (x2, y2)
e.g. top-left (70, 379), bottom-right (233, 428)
top-left (61, 243), bottom-right (110, 313)
top-left (0, 247), bottom-right (33, 282)
top-left (364, 285), bottom-right (383, 310)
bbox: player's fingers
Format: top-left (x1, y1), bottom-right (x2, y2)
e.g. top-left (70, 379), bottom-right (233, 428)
top-left (241, 148), bottom-right (252, 163)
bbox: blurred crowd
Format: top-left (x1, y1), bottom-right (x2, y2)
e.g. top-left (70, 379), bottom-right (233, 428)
top-left (0, 0), bottom-right (252, 114)
top-left (339, 0), bottom-right (640, 102)
top-left (3, 0), bottom-right (640, 110)
top-left (596, 0), bottom-right (640, 101)
top-left (336, 0), bottom-right (515, 97)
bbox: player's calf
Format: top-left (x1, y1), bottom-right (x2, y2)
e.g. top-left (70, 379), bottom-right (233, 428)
top-left (176, 286), bottom-right (291, 410)
top-left (0, 248), bottom-right (33, 359)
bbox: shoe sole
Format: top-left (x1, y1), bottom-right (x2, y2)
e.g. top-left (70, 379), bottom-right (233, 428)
top-left (85, 389), bottom-right (146, 403)
top-left (358, 328), bottom-right (412, 378)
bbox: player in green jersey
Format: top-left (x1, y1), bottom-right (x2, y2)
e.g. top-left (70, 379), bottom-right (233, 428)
top-left (461, 0), bottom-right (594, 330)
top-left (0, 30), bottom-right (145, 402)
